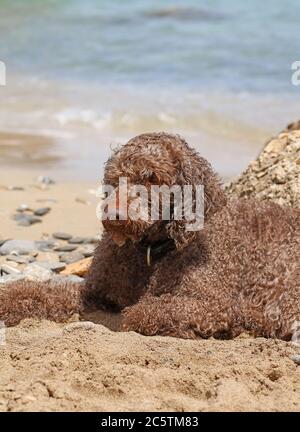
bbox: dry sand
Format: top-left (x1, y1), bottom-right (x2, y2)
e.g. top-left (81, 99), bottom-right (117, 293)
top-left (0, 168), bottom-right (299, 412)
top-left (0, 169), bottom-right (100, 241)
top-left (0, 319), bottom-right (299, 412)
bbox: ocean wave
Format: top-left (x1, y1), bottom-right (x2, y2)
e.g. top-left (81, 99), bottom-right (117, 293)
top-left (144, 7), bottom-right (225, 21)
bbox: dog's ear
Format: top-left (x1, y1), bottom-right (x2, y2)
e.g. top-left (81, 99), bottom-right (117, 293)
top-left (167, 142), bottom-right (227, 250)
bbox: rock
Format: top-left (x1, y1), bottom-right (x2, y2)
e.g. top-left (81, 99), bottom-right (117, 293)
top-left (36, 240), bottom-right (56, 251)
top-left (54, 245), bottom-right (77, 252)
top-left (17, 219), bottom-right (31, 227)
top-left (0, 264), bottom-right (22, 275)
top-left (0, 239), bottom-right (10, 247)
top-left (83, 236), bottom-right (99, 244)
top-left (34, 207), bottom-right (51, 217)
top-left (36, 261), bottom-right (66, 272)
top-left (23, 263), bottom-right (53, 282)
top-left (0, 274), bottom-right (25, 284)
top-left (36, 176), bottom-right (55, 185)
top-left (291, 355), bottom-right (300, 365)
top-left (7, 185), bottom-right (25, 191)
top-left (13, 214), bottom-right (42, 226)
top-left (59, 252), bottom-right (85, 264)
top-left (16, 204), bottom-right (31, 212)
top-left (52, 274), bottom-right (84, 284)
top-left (6, 255), bottom-right (34, 264)
top-left (0, 240), bottom-right (37, 256)
top-left (227, 130), bottom-right (300, 207)
top-left (63, 321), bottom-right (96, 333)
top-left (79, 247), bottom-right (94, 258)
top-left (68, 237), bottom-right (85, 244)
top-left (75, 197), bottom-right (91, 205)
top-left (60, 257), bottom-right (92, 277)
top-left (52, 232), bottom-right (72, 241)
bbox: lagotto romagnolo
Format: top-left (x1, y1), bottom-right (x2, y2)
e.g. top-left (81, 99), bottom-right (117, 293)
top-left (0, 133), bottom-right (299, 341)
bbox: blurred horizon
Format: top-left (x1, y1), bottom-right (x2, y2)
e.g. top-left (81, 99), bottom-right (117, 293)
top-left (0, 0), bottom-right (299, 180)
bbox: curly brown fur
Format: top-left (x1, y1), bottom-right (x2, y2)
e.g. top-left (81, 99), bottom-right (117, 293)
top-left (1, 132), bottom-right (299, 340)
top-left (0, 280), bottom-right (83, 326)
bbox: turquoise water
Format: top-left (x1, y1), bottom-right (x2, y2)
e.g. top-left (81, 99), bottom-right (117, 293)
top-left (0, 0), bottom-right (299, 179)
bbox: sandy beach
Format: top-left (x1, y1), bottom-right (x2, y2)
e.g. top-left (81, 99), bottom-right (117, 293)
top-left (0, 128), bottom-right (300, 412)
top-left (0, 169), bottom-right (100, 241)
top-left (1, 320), bottom-right (299, 412)
top-left (1, 1), bottom-right (300, 413)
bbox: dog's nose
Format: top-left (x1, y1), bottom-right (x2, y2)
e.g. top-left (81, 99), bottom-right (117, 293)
top-left (102, 209), bottom-right (128, 229)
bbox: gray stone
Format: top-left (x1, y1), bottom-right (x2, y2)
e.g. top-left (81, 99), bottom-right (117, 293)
top-left (7, 185), bottom-right (25, 191)
top-left (16, 204), bottom-right (31, 212)
top-left (36, 261), bottom-right (66, 272)
top-left (6, 255), bottom-right (33, 264)
top-left (52, 274), bottom-right (84, 284)
top-left (36, 240), bottom-right (56, 251)
top-left (54, 244), bottom-right (77, 252)
top-left (0, 239), bottom-right (10, 247)
top-left (80, 249), bottom-right (94, 258)
top-left (52, 232), bottom-right (72, 241)
top-left (0, 274), bottom-right (25, 285)
top-left (63, 321), bottom-right (96, 333)
top-left (291, 355), bottom-right (300, 365)
top-left (1, 264), bottom-right (22, 275)
top-left (68, 237), bottom-right (85, 244)
top-left (0, 240), bottom-right (37, 256)
top-left (34, 207), bottom-right (51, 216)
top-left (17, 219), bottom-right (31, 227)
top-left (23, 263), bottom-right (53, 282)
top-left (13, 214), bottom-right (42, 226)
top-left (59, 252), bottom-right (85, 264)
top-left (36, 176), bottom-right (55, 185)
top-left (83, 236), bottom-right (99, 244)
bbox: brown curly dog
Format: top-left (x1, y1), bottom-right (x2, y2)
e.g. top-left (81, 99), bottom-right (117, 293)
top-left (1, 133), bottom-right (299, 340)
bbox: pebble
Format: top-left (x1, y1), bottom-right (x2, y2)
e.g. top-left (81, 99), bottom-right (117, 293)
top-left (52, 232), bottom-right (72, 241)
top-left (80, 249), bottom-right (94, 258)
top-left (54, 244), bottom-right (77, 252)
top-left (52, 274), bottom-right (84, 284)
top-left (16, 204), bottom-right (31, 212)
top-left (34, 207), bottom-right (51, 217)
top-left (36, 176), bottom-right (55, 185)
top-left (23, 263), bottom-right (53, 282)
top-left (59, 252), bottom-right (85, 264)
top-left (68, 237), bottom-right (85, 244)
top-left (36, 240), bottom-right (56, 251)
top-left (6, 255), bottom-right (34, 265)
top-left (0, 240), bottom-right (37, 256)
top-left (75, 197), bottom-right (91, 205)
top-left (13, 214), bottom-right (42, 226)
top-left (83, 236), bottom-right (100, 244)
top-left (1, 264), bottom-right (22, 275)
top-left (36, 198), bottom-right (57, 204)
top-left (37, 261), bottom-right (66, 272)
top-left (291, 355), bottom-right (300, 365)
top-left (7, 185), bottom-right (25, 191)
top-left (63, 321), bottom-right (96, 333)
top-left (0, 274), bottom-right (25, 284)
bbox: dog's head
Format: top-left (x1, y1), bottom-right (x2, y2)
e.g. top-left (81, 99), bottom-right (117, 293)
top-left (101, 133), bottom-right (227, 250)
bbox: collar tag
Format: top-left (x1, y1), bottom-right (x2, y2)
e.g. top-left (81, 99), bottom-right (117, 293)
top-left (147, 245), bottom-right (152, 267)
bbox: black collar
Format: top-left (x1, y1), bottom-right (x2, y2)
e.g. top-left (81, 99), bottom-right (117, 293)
top-left (137, 237), bottom-right (176, 266)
